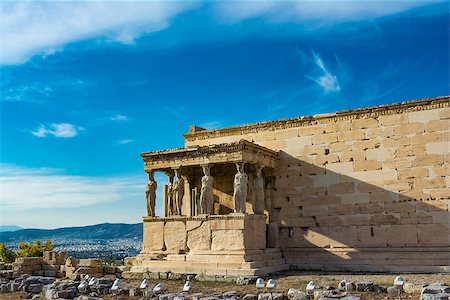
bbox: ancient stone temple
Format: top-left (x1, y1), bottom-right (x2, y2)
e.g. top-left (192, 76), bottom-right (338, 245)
top-left (125, 96), bottom-right (449, 278)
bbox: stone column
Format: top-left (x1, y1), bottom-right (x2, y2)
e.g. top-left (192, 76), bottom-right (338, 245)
top-left (182, 175), bottom-right (191, 216)
top-left (199, 164), bottom-right (214, 215)
top-left (145, 170), bottom-right (157, 217)
top-left (252, 164), bottom-right (265, 215)
top-left (265, 174), bottom-right (275, 222)
top-left (233, 162), bottom-right (248, 214)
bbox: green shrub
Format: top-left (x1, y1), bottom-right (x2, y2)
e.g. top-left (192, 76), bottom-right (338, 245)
top-left (0, 243), bottom-right (17, 263)
top-left (0, 240), bottom-right (53, 263)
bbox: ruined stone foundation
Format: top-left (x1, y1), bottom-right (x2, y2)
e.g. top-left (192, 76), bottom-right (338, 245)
top-left (124, 214), bottom-right (288, 278)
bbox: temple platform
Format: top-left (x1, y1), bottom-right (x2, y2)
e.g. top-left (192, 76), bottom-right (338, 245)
top-left (123, 214), bottom-right (289, 278)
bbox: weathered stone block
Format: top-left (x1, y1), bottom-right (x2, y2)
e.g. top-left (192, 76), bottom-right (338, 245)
top-left (143, 221), bottom-right (165, 251)
top-left (378, 114), bottom-right (407, 126)
top-left (398, 167), bottom-right (428, 179)
top-left (164, 221), bottom-right (187, 253)
top-left (426, 141), bottom-right (449, 155)
top-left (339, 151), bottom-right (366, 162)
top-left (337, 130), bottom-right (365, 142)
top-left (409, 110), bottom-right (440, 123)
top-left (340, 215), bottom-right (370, 226)
top-left (312, 133), bottom-right (337, 145)
top-left (353, 160), bottom-right (382, 172)
top-left (425, 119), bottom-right (450, 132)
top-left (370, 214), bottom-right (400, 225)
top-left (418, 224), bottom-right (449, 246)
top-left (394, 123), bottom-right (425, 135)
top-left (187, 221), bottom-right (211, 251)
top-left (386, 224), bottom-right (418, 246)
top-left (303, 227), bottom-right (330, 248)
top-left (357, 225), bottom-right (387, 247)
top-left (328, 182), bottom-right (355, 194)
top-left (341, 193), bottom-right (370, 205)
top-left (412, 155), bottom-right (444, 167)
top-left (366, 148), bottom-right (393, 162)
top-left (211, 230), bottom-right (244, 251)
top-left (439, 108), bottom-right (450, 119)
top-left (351, 117), bottom-right (379, 129)
top-left (326, 162), bottom-right (353, 174)
top-left (329, 226), bottom-right (357, 247)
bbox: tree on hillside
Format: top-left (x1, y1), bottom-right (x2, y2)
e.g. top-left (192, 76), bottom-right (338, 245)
top-left (0, 240), bottom-right (53, 263)
top-left (0, 243), bottom-right (17, 263)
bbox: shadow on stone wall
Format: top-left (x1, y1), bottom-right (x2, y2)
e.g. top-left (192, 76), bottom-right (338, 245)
top-left (271, 151), bottom-right (449, 272)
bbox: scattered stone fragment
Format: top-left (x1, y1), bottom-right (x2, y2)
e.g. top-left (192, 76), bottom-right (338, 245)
top-left (287, 288), bottom-right (307, 300)
top-left (236, 276), bottom-right (258, 285)
top-left (243, 293), bottom-right (257, 300)
top-left (223, 291), bottom-right (238, 298)
top-left (159, 292), bottom-right (177, 300)
top-left (271, 292), bottom-right (283, 300)
top-left (421, 283), bottom-right (450, 300)
top-left (258, 293), bottom-right (272, 300)
top-left (27, 283), bottom-right (44, 293)
top-left (344, 282), bottom-right (355, 292)
top-left (373, 285), bottom-right (387, 293)
top-left (355, 282), bottom-right (374, 292)
top-left (387, 285), bottom-right (402, 294)
top-left (189, 292), bottom-right (203, 300)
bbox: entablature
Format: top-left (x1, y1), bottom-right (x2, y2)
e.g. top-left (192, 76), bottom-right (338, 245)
top-left (141, 139), bottom-right (278, 171)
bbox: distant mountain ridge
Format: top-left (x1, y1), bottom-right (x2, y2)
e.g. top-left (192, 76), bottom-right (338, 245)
top-left (0, 225), bottom-right (23, 233)
top-left (0, 223), bottom-right (143, 243)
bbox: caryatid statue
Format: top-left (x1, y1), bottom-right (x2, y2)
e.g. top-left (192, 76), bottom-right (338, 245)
top-left (199, 164), bottom-right (214, 215)
top-left (252, 164), bottom-right (265, 215)
top-left (233, 162), bottom-right (248, 214)
top-left (172, 169), bottom-right (185, 215)
top-left (166, 173), bottom-right (175, 216)
top-left (145, 171), bottom-right (157, 217)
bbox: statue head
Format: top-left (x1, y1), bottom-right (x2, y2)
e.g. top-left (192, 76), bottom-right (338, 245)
top-left (256, 164), bottom-right (263, 177)
top-left (235, 162), bottom-right (245, 172)
top-left (148, 170), bottom-right (154, 181)
top-left (174, 168), bottom-right (181, 178)
top-left (202, 164), bottom-right (211, 176)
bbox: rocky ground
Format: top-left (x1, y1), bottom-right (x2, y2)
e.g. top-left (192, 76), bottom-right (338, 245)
top-left (0, 271), bottom-right (449, 300)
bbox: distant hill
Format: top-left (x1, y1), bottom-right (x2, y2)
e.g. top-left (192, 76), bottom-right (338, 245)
top-left (0, 225), bottom-right (23, 233)
top-left (0, 223), bottom-right (142, 243)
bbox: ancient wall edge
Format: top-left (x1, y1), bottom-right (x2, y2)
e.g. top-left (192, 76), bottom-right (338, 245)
top-left (184, 96), bottom-right (450, 142)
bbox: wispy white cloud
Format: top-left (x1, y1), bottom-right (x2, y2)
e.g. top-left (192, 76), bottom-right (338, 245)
top-left (1, 1), bottom-right (442, 65)
top-left (2, 85), bottom-right (53, 102)
top-left (0, 1), bottom-right (197, 65)
top-left (118, 139), bottom-right (134, 144)
top-left (214, 1), bottom-right (443, 24)
top-left (0, 164), bottom-right (143, 210)
top-left (31, 123), bottom-right (82, 138)
top-left (198, 121), bottom-right (223, 130)
top-left (310, 52), bottom-right (341, 93)
top-left (110, 114), bottom-right (129, 122)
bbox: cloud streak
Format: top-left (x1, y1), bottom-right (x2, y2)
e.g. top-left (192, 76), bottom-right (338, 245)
top-left (110, 114), bottom-right (129, 122)
top-left (0, 1), bottom-right (443, 65)
top-left (118, 139), bottom-right (134, 144)
top-left (31, 123), bottom-right (82, 138)
top-left (0, 164), bottom-right (143, 210)
top-left (214, 1), bottom-right (443, 24)
top-left (311, 53), bottom-right (341, 93)
top-left (0, 1), bottom-right (196, 65)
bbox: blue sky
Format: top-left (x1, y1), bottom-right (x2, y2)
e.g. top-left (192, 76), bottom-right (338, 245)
top-left (0, 1), bottom-right (448, 229)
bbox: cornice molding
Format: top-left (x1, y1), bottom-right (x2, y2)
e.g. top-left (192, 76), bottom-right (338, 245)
top-left (141, 139), bottom-right (278, 160)
top-left (183, 96), bottom-right (450, 142)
